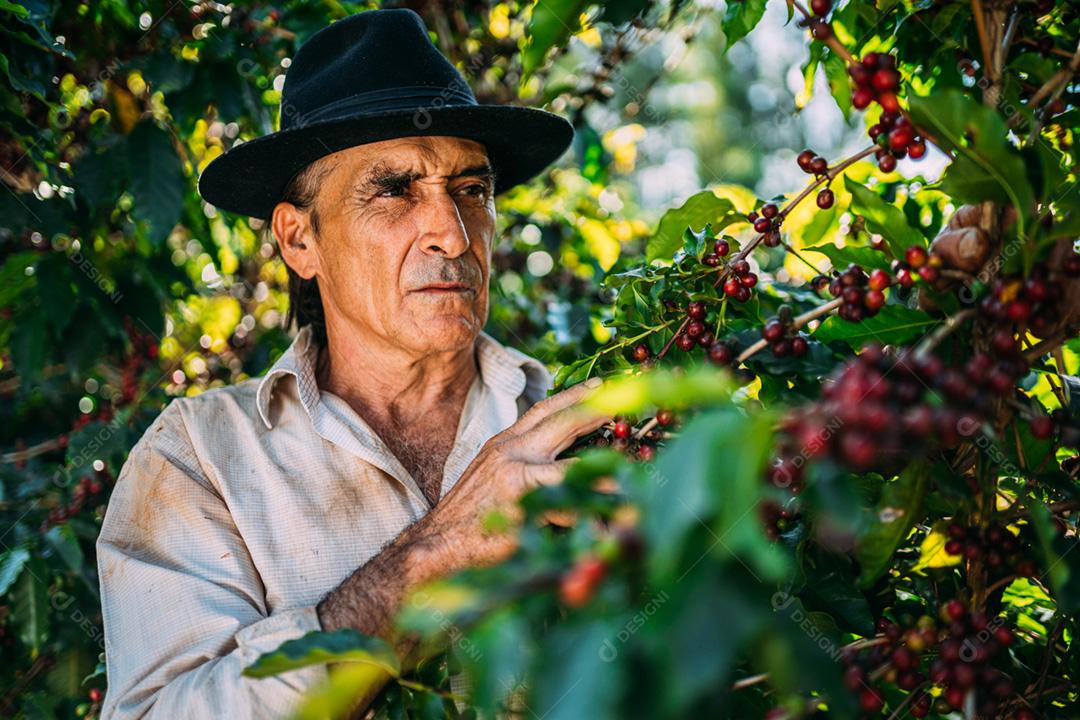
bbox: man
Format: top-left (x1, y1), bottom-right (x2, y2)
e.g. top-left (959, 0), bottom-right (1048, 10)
top-left (97, 9), bottom-right (608, 718)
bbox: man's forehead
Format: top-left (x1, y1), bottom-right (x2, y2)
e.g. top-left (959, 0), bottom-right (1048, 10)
top-left (335, 136), bottom-right (489, 176)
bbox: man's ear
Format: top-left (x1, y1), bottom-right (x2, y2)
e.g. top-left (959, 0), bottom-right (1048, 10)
top-left (272, 201), bottom-right (319, 280)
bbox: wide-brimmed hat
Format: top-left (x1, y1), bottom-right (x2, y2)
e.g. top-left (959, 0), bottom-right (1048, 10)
top-left (197, 8), bottom-right (574, 219)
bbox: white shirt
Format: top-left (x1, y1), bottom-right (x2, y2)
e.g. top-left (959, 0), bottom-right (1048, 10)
top-left (97, 325), bottom-right (551, 719)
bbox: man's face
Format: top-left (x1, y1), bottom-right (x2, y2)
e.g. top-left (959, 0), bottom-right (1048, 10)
top-left (286, 136), bottom-right (496, 357)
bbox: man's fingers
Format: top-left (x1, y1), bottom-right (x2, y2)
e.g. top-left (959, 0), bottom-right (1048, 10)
top-left (522, 458), bottom-right (576, 489)
top-left (523, 404), bottom-right (612, 461)
top-left (510, 377), bottom-right (603, 436)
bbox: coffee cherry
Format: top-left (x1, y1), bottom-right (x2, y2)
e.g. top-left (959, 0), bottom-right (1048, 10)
top-left (731, 259), bottom-right (750, 275)
top-left (714, 238), bottom-right (730, 256)
top-left (791, 336), bottom-right (808, 357)
top-left (797, 149), bottom-right (816, 173)
top-left (656, 409), bottom-right (675, 426)
top-left (852, 87), bottom-right (874, 109)
top-left (762, 320), bottom-right (786, 343)
top-left (740, 272), bottom-right (758, 288)
top-left (687, 320), bottom-right (705, 337)
top-left (89, 688), bottom-right (103, 703)
top-left (1030, 415), bottom-right (1054, 439)
top-left (753, 217), bottom-right (772, 234)
top-left (613, 420), bottom-right (632, 439)
top-left (810, 0), bottom-right (831, 15)
top-left (702, 253), bottom-right (720, 267)
top-left (867, 268), bottom-right (890, 291)
top-left (889, 125), bottom-right (915, 151)
top-left (859, 688), bottom-right (884, 713)
top-left (632, 344), bottom-right (650, 362)
top-left (816, 188), bottom-right (835, 209)
top-left (676, 333), bottom-right (696, 351)
top-left (808, 156), bottom-right (828, 174)
top-left (873, 68), bottom-right (900, 92)
top-left (762, 229), bottom-right (781, 247)
top-left (917, 264), bottom-right (939, 283)
top-left (905, 245), bottom-right (928, 268)
top-left (687, 301), bottom-right (706, 320)
top-left (559, 556), bottom-right (606, 607)
top-left (878, 154), bottom-right (897, 172)
top-left (811, 21), bottom-right (831, 39)
top-left (908, 139), bottom-right (926, 159)
top-left (760, 203), bottom-right (778, 220)
top-left (707, 342), bottom-right (734, 365)
top-left (723, 277), bottom-right (741, 297)
top-left (636, 444), bottom-right (656, 462)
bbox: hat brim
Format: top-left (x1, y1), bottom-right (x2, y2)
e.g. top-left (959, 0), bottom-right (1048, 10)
top-left (197, 105), bottom-right (574, 220)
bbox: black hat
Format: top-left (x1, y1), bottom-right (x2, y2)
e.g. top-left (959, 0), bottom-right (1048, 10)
top-left (197, 8), bottom-right (574, 219)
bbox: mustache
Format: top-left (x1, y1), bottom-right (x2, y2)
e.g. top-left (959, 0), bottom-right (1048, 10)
top-left (404, 259), bottom-right (483, 291)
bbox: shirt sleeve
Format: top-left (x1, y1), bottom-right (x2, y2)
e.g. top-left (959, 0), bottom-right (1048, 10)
top-left (96, 400), bottom-right (328, 719)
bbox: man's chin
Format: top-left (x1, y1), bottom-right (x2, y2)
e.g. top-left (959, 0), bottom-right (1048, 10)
top-left (405, 314), bottom-right (482, 354)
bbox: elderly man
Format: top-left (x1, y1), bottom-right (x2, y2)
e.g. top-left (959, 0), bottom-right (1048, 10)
top-left (96, 9), bottom-right (607, 718)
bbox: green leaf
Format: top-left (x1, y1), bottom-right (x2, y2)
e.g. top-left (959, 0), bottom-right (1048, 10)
top-left (721, 0), bottom-right (767, 49)
top-left (823, 51), bottom-right (852, 120)
top-left (0, 547), bottom-right (30, 595)
top-left (844, 177), bottom-right (926, 256)
top-left (532, 620), bottom-right (623, 720)
top-left (127, 121), bottom-right (185, 245)
top-left (520, 0), bottom-right (588, 79)
top-left (813, 305), bottom-right (938, 349)
top-left (1028, 500), bottom-right (1080, 612)
top-left (648, 192), bottom-right (736, 262)
top-left (856, 461), bottom-right (930, 586)
top-left (45, 525), bottom-right (84, 574)
top-left (462, 610), bottom-right (531, 714)
top-left (13, 558), bottom-right (48, 653)
top-left (908, 90), bottom-right (1032, 242)
top-left (242, 629), bottom-right (400, 679)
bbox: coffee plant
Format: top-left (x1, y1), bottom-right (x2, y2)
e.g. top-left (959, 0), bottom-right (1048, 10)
top-left (248, 0), bottom-right (1080, 718)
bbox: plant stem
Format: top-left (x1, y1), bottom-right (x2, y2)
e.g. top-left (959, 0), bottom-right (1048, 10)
top-left (791, 0), bottom-right (855, 64)
top-left (734, 298), bottom-right (843, 364)
top-left (914, 309), bottom-right (975, 357)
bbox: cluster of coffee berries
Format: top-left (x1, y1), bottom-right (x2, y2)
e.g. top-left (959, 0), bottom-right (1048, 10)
top-left (797, 148), bottom-right (829, 177)
top-left (840, 615), bottom-right (938, 716)
top-left (761, 306), bottom-right (810, 358)
top-left (722, 260), bottom-right (758, 302)
top-left (848, 52), bottom-right (901, 114)
top-left (747, 203), bottom-right (783, 247)
top-left (41, 474), bottom-right (105, 532)
top-left (870, 112), bottom-right (926, 172)
top-left (675, 300), bottom-right (718, 352)
top-left (759, 500), bottom-right (800, 541)
top-left (119, 319), bottom-right (160, 406)
top-left (979, 263), bottom-right (1068, 338)
top-left (826, 263), bottom-right (887, 322)
top-left (769, 344), bottom-right (1004, 480)
top-left (841, 605), bottom-right (1023, 718)
top-left (927, 600), bottom-right (1019, 717)
top-left (700, 236), bottom-right (731, 267)
top-left (588, 412), bottom-right (676, 462)
top-left (559, 555), bottom-right (607, 607)
top-left (891, 245), bottom-right (941, 288)
top-left (944, 521), bottom-right (1037, 578)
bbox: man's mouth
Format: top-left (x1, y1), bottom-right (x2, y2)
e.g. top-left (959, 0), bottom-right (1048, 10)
top-left (415, 283), bottom-right (473, 293)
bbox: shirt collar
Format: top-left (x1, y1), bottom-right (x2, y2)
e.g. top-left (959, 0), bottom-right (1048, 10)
top-left (255, 325), bottom-right (550, 430)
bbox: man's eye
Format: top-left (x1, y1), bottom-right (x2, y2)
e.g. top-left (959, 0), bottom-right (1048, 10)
top-left (377, 185), bottom-right (407, 198)
top-left (461, 184), bottom-right (488, 197)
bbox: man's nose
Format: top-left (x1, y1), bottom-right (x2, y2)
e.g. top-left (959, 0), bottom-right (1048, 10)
top-left (418, 192), bottom-right (471, 259)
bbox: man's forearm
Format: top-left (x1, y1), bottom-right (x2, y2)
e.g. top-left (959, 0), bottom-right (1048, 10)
top-left (316, 506), bottom-right (459, 638)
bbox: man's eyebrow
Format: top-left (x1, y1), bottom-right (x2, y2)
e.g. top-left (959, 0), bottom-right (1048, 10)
top-left (450, 163), bottom-right (495, 185)
top-left (353, 165), bottom-right (422, 195)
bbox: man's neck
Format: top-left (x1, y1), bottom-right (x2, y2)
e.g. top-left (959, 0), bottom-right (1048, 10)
top-left (314, 325), bottom-right (479, 429)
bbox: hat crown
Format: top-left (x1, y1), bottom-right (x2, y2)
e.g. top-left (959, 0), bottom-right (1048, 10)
top-left (280, 9), bottom-right (476, 130)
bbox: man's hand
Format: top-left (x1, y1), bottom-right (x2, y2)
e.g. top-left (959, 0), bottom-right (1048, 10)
top-left (426, 375), bottom-right (610, 567)
top-left (317, 377), bottom-right (610, 638)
